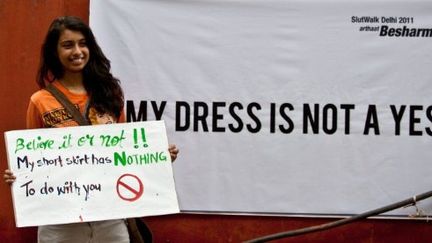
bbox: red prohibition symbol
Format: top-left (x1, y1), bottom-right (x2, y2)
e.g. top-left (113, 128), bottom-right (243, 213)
top-left (116, 173), bottom-right (144, 202)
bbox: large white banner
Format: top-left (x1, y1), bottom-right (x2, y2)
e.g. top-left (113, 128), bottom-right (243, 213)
top-left (5, 121), bottom-right (179, 227)
top-left (90, 0), bottom-right (432, 217)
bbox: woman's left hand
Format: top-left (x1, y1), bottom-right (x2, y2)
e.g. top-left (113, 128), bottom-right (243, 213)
top-left (168, 144), bottom-right (179, 162)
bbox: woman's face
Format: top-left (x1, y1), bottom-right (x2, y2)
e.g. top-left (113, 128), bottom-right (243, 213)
top-left (56, 29), bottom-right (90, 75)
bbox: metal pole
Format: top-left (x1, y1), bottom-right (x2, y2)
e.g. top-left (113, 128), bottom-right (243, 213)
top-left (245, 190), bottom-right (432, 243)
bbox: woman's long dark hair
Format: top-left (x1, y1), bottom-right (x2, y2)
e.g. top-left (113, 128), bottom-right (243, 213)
top-left (37, 16), bottom-right (124, 119)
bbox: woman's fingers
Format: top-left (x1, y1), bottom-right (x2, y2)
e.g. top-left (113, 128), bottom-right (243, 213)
top-left (4, 169), bottom-right (16, 185)
top-left (168, 144), bottom-right (179, 162)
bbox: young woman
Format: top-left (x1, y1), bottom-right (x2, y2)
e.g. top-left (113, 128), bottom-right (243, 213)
top-left (3, 16), bottom-right (179, 242)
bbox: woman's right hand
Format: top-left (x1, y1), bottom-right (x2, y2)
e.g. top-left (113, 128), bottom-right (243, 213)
top-left (3, 169), bottom-right (16, 185)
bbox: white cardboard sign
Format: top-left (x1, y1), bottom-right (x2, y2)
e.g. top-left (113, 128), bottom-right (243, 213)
top-left (5, 121), bottom-right (179, 227)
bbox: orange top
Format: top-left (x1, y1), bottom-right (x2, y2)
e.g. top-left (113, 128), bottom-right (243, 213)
top-left (26, 81), bottom-right (125, 129)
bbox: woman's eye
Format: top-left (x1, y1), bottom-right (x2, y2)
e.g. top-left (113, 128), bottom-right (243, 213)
top-left (61, 42), bottom-right (73, 49)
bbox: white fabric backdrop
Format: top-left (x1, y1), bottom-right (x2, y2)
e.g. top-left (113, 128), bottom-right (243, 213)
top-left (90, 0), bottom-right (432, 217)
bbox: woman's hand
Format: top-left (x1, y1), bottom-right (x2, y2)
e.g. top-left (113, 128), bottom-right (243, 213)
top-left (3, 169), bottom-right (16, 185)
top-left (168, 144), bottom-right (179, 162)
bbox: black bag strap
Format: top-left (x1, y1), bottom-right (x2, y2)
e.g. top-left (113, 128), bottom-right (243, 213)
top-left (45, 84), bottom-right (91, 126)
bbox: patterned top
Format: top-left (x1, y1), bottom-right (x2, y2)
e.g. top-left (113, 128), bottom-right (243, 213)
top-left (26, 81), bottom-right (124, 128)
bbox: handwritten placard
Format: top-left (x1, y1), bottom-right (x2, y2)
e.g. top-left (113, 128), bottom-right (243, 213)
top-left (4, 121), bottom-right (179, 227)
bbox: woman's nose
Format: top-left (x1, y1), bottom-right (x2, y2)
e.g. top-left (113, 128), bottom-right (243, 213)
top-left (72, 44), bottom-right (83, 55)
